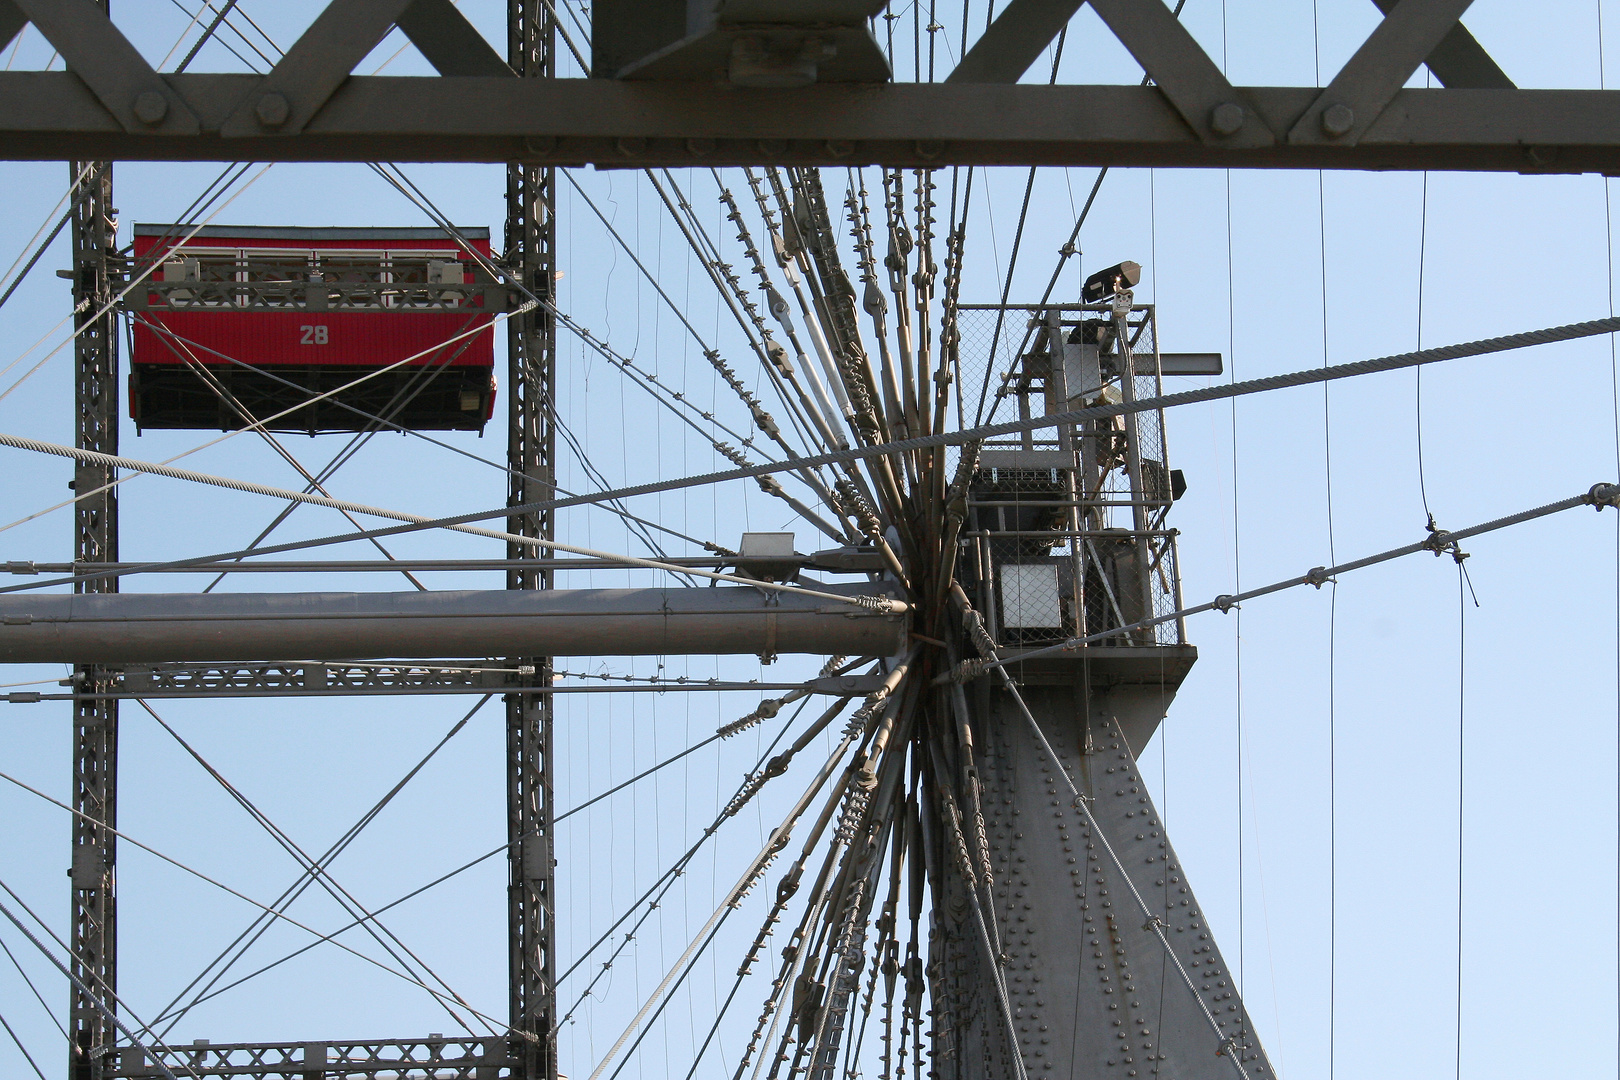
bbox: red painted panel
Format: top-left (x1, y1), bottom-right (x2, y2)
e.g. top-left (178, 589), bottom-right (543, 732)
top-left (130, 227), bottom-right (497, 370)
top-left (133, 310), bottom-right (495, 368)
top-left (132, 232), bottom-right (495, 257)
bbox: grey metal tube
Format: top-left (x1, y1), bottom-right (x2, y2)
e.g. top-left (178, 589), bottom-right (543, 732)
top-left (0, 585), bottom-right (907, 664)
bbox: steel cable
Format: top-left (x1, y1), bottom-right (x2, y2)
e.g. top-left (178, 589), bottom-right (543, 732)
top-left (947, 483), bottom-right (1620, 678)
top-left (9, 312), bottom-right (1610, 600)
top-left (0, 770), bottom-right (521, 1037)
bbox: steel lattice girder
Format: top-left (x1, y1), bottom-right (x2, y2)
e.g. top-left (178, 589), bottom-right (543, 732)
top-left (0, 74), bottom-right (1613, 171)
top-left (0, 0), bottom-right (1613, 172)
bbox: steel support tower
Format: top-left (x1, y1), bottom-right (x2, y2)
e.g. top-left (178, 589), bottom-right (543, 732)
top-left (504, 3), bottom-right (559, 1079)
top-left (67, 145), bottom-right (119, 1079)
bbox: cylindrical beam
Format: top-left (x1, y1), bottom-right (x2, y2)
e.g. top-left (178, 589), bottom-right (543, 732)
top-left (0, 585), bottom-right (906, 664)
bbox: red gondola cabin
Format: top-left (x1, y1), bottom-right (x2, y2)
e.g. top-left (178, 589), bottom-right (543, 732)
top-left (128, 225), bottom-right (506, 433)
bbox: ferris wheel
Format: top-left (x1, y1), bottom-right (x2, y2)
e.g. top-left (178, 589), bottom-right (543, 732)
top-left (0, 4), bottom-right (1618, 1080)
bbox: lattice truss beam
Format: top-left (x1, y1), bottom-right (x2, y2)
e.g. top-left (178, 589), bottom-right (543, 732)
top-left (0, 0), bottom-right (1607, 171)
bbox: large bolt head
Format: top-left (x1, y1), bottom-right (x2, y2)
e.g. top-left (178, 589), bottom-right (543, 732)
top-left (1210, 102), bottom-right (1245, 136)
top-left (255, 91), bottom-right (290, 128)
top-left (133, 90), bottom-right (168, 125)
top-left (1320, 102), bottom-right (1355, 137)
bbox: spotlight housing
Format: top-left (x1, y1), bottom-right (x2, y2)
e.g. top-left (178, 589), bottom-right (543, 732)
top-left (1081, 260), bottom-right (1142, 303)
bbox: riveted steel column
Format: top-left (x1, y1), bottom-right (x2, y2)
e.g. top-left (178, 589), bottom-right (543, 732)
top-left (505, 1), bottom-right (557, 1078)
top-left (937, 674), bottom-right (1276, 1080)
top-left (68, 144), bottom-right (119, 1080)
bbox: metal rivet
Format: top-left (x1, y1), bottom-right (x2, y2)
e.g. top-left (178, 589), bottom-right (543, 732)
top-left (133, 91), bottom-right (168, 125)
top-left (1321, 103), bottom-right (1355, 137)
top-left (255, 92), bottom-right (290, 128)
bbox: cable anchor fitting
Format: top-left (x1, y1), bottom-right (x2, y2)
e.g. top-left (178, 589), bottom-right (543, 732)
top-left (719, 696), bottom-right (783, 739)
top-left (1305, 566), bottom-right (1335, 589)
top-left (1589, 482), bottom-right (1620, 509)
top-left (1212, 594), bottom-right (1240, 614)
top-left (1421, 514), bottom-right (1470, 565)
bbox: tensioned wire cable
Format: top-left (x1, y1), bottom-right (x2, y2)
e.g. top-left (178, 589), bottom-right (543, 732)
top-left (150, 689), bottom-right (812, 1026)
top-left (8, 313), bottom-right (1615, 600)
top-left (0, 162), bottom-right (93, 312)
top-left (0, 768), bottom-right (522, 1037)
top-left (368, 161), bottom-right (845, 535)
top-left (0, 884), bottom-right (193, 1080)
top-left (161, 0), bottom-right (266, 70)
top-left (119, 160), bottom-right (744, 584)
top-left (152, 696), bottom-right (497, 1034)
top-left (0, 933), bottom-right (67, 1044)
top-left (535, 0), bottom-right (837, 519)
top-left (135, 698), bottom-right (490, 1037)
top-left (0, 309), bottom-right (528, 540)
top-left (0, 1001), bottom-right (46, 1080)
top-left (0, 159), bottom-right (255, 423)
top-left (125, 314), bottom-right (716, 562)
top-left (1605, 7), bottom-right (1620, 1068)
top-left (168, 0), bottom-right (245, 73)
top-left (939, 483), bottom-right (1620, 680)
top-left (0, 162), bottom-right (276, 403)
top-left (971, 0), bottom-right (1194, 430)
top-left (144, 326), bottom-right (431, 590)
top-left (0, 429), bottom-right (904, 611)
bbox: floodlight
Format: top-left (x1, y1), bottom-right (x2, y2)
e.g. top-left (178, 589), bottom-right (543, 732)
top-left (1081, 260), bottom-right (1142, 303)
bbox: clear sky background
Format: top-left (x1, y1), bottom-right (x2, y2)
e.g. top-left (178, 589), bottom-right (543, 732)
top-left (2, 2), bottom-right (1620, 1079)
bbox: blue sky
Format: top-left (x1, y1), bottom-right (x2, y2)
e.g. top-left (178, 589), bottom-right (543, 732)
top-left (2, 3), bottom-right (1620, 1078)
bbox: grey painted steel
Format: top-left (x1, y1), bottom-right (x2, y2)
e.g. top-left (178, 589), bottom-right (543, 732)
top-left (0, 1), bottom-right (25, 52)
top-left (396, 0), bottom-right (513, 78)
top-left (505, 3), bottom-right (560, 1075)
top-left (13, 0), bottom-right (198, 135)
top-left (69, 144), bottom-right (119, 1080)
top-left (1288, 0), bottom-right (1477, 147)
top-left (937, 674), bottom-right (1273, 1079)
top-left (947, 0), bottom-right (1084, 84)
top-left (2, 76), bottom-right (1619, 171)
top-left (102, 1034), bottom-right (515, 1078)
top-left (1369, 0), bottom-right (1512, 89)
top-left (0, 585), bottom-right (906, 663)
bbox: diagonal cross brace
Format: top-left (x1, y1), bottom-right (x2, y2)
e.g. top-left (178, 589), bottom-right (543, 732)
top-left (0, 0), bottom-right (24, 53)
top-left (1291, 0), bottom-right (1481, 145)
top-left (396, 0), bottom-right (512, 78)
top-left (9, 0), bottom-right (197, 133)
top-left (946, 0), bottom-right (1084, 84)
top-left (220, 0), bottom-right (416, 137)
top-left (1370, 0), bottom-right (1513, 89)
top-left (1058, 0), bottom-right (1274, 146)
top-left (944, 0), bottom-right (1273, 146)
top-left (219, 0), bottom-right (510, 138)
